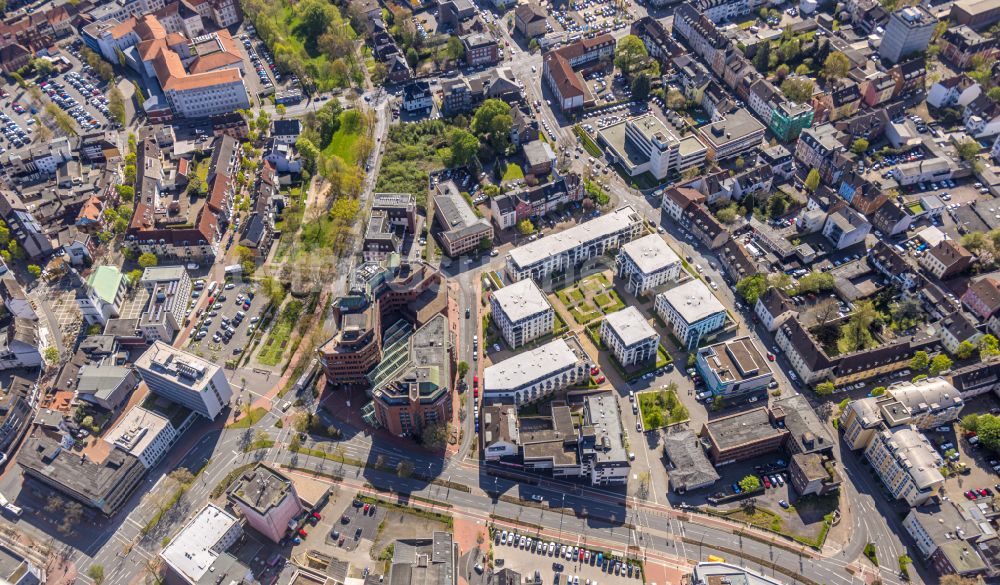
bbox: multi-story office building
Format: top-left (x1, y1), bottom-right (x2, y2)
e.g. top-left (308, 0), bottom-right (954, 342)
top-left (696, 336), bottom-right (773, 399)
top-left (135, 341), bottom-right (233, 419)
top-left (903, 500), bottom-right (995, 578)
top-left (227, 464), bottom-right (303, 543)
top-left (699, 408), bottom-right (788, 463)
top-left (696, 107), bottom-right (766, 161)
top-left (18, 436), bottom-right (146, 515)
top-left (654, 280), bottom-right (727, 349)
top-left (490, 279), bottom-right (554, 349)
top-left (366, 314), bottom-right (454, 435)
top-left (598, 115), bottom-right (708, 180)
top-left (138, 266), bottom-right (192, 342)
top-left (432, 180), bottom-right (493, 257)
top-left (161, 504), bottom-right (245, 585)
top-left (864, 426), bottom-right (944, 507)
top-left (616, 234), bottom-right (681, 296)
top-left (881, 378), bottom-right (965, 429)
top-left (484, 335), bottom-right (591, 404)
top-left (77, 265), bottom-right (128, 326)
top-left (879, 6), bottom-right (936, 63)
top-left (506, 206), bottom-right (643, 281)
top-left (0, 376), bottom-right (33, 455)
top-left (600, 307), bottom-right (659, 367)
top-left (748, 80), bottom-right (814, 141)
top-left (103, 403), bottom-right (193, 469)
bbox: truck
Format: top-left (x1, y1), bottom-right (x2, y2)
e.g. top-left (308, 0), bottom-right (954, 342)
top-left (224, 264), bottom-right (243, 276)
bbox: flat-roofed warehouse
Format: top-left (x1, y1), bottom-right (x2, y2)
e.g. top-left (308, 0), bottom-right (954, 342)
top-left (699, 407), bottom-right (789, 463)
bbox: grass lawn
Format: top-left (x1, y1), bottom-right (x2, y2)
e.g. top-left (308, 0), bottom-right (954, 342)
top-left (257, 300), bottom-right (303, 367)
top-left (227, 407), bottom-right (267, 429)
top-left (637, 386), bottom-right (687, 429)
top-left (377, 120), bottom-right (453, 209)
top-left (571, 303), bottom-right (602, 325)
top-left (502, 163), bottom-right (525, 181)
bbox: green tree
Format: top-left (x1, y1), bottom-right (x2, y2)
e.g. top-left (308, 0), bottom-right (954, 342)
top-left (127, 269), bottom-right (143, 285)
top-left (851, 138), bottom-right (869, 154)
top-left (716, 203), bottom-right (739, 224)
top-left (26, 264), bottom-right (40, 277)
top-left (711, 395), bottom-right (724, 411)
top-left (957, 340), bottom-right (977, 360)
top-left (397, 460), bottom-right (414, 478)
top-left (448, 128), bottom-right (479, 167)
top-left (458, 361), bottom-right (470, 378)
top-left (910, 350), bottom-right (929, 370)
top-left (775, 63), bottom-right (790, 79)
top-left (517, 219), bottom-right (535, 235)
top-left (138, 252), bottom-right (158, 269)
top-left (738, 475), bottom-right (761, 492)
top-left (736, 274), bottom-right (767, 304)
top-left (796, 271), bottom-right (834, 294)
top-left (108, 87), bottom-right (126, 126)
top-left (822, 51), bottom-right (851, 80)
top-left (981, 334), bottom-right (1000, 360)
top-left (929, 354), bottom-right (953, 376)
top-left (446, 36), bottom-right (465, 61)
top-left (44, 346), bottom-right (58, 363)
top-left (780, 76), bottom-right (814, 104)
top-left (957, 139), bottom-right (981, 163)
top-left (631, 73), bottom-right (651, 101)
top-left (87, 564), bottom-right (105, 585)
top-left (116, 184), bottom-right (134, 202)
top-left (614, 35), bottom-right (648, 77)
top-left (420, 422), bottom-right (449, 450)
top-left (753, 41), bottom-right (770, 72)
top-left (815, 381), bottom-right (835, 396)
top-left (471, 99), bottom-right (513, 152)
top-left (804, 168), bottom-right (821, 192)
top-left (977, 414), bottom-right (1000, 452)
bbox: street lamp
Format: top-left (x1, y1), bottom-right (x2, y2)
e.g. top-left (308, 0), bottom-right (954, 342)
top-left (559, 493), bottom-right (566, 540)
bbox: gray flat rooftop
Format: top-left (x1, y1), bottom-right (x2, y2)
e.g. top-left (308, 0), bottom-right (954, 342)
top-left (485, 336), bottom-right (585, 392)
top-left (603, 306), bottom-right (658, 347)
top-left (658, 280), bottom-right (726, 325)
top-left (704, 408), bottom-right (785, 451)
top-left (620, 233), bottom-right (680, 275)
top-left (492, 279), bottom-right (552, 323)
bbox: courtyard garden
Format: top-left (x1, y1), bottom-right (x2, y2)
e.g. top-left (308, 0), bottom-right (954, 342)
top-left (557, 273), bottom-right (625, 325)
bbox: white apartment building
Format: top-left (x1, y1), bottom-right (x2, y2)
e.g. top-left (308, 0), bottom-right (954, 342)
top-left (598, 115), bottom-right (707, 180)
top-left (616, 234), bottom-right (681, 296)
top-left (164, 73), bottom-right (251, 119)
top-left (882, 378), bottom-right (965, 430)
top-left (139, 266), bottom-right (192, 342)
top-left (864, 426), bottom-right (944, 507)
top-left (490, 279), bottom-right (554, 349)
top-left (483, 335), bottom-right (592, 405)
top-left (103, 405), bottom-right (192, 469)
top-left (655, 280), bottom-right (727, 350)
top-left (600, 307), bottom-right (659, 367)
top-left (506, 206), bottom-right (644, 281)
top-left (161, 504), bottom-right (243, 585)
top-left (77, 265), bottom-right (128, 326)
top-left (135, 341), bottom-right (233, 419)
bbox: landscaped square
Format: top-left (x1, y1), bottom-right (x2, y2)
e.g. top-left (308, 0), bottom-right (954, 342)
top-left (637, 383), bottom-right (688, 429)
top-left (557, 273), bottom-right (625, 326)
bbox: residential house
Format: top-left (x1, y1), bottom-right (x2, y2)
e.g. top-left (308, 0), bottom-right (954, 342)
top-left (920, 240), bottom-right (974, 280)
top-left (755, 288), bottom-right (795, 332)
top-left (940, 25), bottom-right (998, 69)
top-left (514, 3), bottom-right (547, 38)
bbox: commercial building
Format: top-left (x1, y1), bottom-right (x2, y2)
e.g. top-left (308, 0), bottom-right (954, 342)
top-left (691, 562), bottom-right (785, 585)
top-left (514, 3), bottom-right (548, 38)
top-left (227, 464), bottom-right (303, 543)
top-left (505, 206), bottom-right (644, 281)
top-left (0, 318), bottom-right (42, 370)
top-left (952, 0), bottom-right (1000, 30)
top-left (138, 265), bottom-right (192, 343)
top-left (616, 234), bottom-right (681, 296)
top-left (747, 80), bottom-right (815, 141)
top-left (366, 314), bottom-right (454, 436)
top-left (597, 115), bottom-right (707, 180)
top-left (77, 265), bottom-right (128, 326)
top-left (135, 341), bottom-right (233, 420)
top-left (864, 425), bottom-right (944, 507)
top-left (542, 35), bottom-right (616, 112)
top-left (696, 107), bottom-right (766, 161)
top-left (695, 336), bottom-right (772, 399)
top-left (389, 533), bottom-right (458, 585)
top-left (160, 504), bottom-right (245, 585)
top-left (903, 500), bottom-right (998, 578)
top-left (76, 364), bottom-right (138, 411)
top-left (699, 408), bottom-right (788, 463)
top-left (432, 179), bottom-right (493, 257)
top-left (483, 335), bottom-right (591, 405)
top-left (482, 405), bottom-right (519, 460)
top-left (0, 376), bottom-right (33, 456)
top-left (880, 378), bottom-right (965, 429)
top-left (490, 279), bottom-right (554, 349)
top-left (18, 436), bottom-right (146, 515)
top-left (663, 429), bottom-right (720, 493)
top-left (879, 7), bottom-right (937, 63)
top-left (600, 307), bottom-right (659, 367)
top-left (0, 545), bottom-right (43, 585)
top-left (789, 452), bottom-right (842, 496)
top-left (654, 280), bottom-right (727, 350)
top-left (319, 259), bottom-right (448, 385)
top-left (103, 401), bottom-right (193, 469)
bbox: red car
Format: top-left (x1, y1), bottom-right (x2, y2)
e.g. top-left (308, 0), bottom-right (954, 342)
top-left (207, 296), bottom-right (214, 304)
top-left (579, 550), bottom-right (584, 561)
top-left (473, 389), bottom-right (479, 398)
top-left (767, 353), bottom-right (775, 361)
top-left (763, 476), bottom-right (771, 489)
top-left (298, 528), bottom-right (308, 537)
top-left (364, 503), bottom-right (370, 513)
top-left (979, 488), bottom-right (989, 497)
top-left (311, 511), bottom-right (322, 520)
top-left (591, 366), bottom-right (601, 375)
top-left (595, 375), bottom-right (606, 383)
top-left (473, 376), bottom-right (479, 388)
top-left (966, 490), bottom-right (978, 500)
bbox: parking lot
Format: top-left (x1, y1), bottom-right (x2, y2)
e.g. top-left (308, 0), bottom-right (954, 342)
top-left (492, 530), bottom-right (644, 585)
top-left (183, 279), bottom-right (266, 360)
top-left (328, 499), bottom-right (384, 553)
top-left (238, 24), bottom-right (285, 96)
top-left (550, 0), bottom-right (632, 39)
